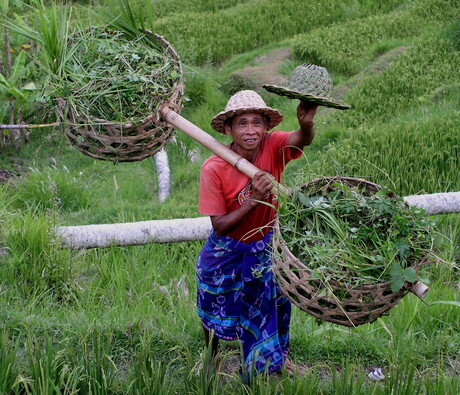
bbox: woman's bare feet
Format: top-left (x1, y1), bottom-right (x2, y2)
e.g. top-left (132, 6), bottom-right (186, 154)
top-left (284, 358), bottom-right (307, 376)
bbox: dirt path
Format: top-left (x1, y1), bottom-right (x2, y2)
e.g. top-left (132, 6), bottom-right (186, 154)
top-left (232, 45), bottom-right (410, 101)
top-left (231, 47), bottom-right (292, 88)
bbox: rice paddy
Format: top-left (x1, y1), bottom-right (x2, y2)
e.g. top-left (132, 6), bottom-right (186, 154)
top-left (0, 0), bottom-right (458, 393)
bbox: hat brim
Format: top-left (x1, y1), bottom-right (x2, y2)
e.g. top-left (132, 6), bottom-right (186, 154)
top-left (211, 107), bottom-right (283, 134)
top-left (262, 84), bottom-right (351, 110)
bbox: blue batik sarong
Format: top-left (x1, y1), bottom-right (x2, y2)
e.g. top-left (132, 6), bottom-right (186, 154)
top-left (196, 230), bottom-right (291, 376)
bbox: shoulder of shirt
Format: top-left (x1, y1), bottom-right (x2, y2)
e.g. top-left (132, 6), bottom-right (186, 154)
top-left (270, 129), bottom-right (290, 136)
top-left (202, 154), bottom-right (231, 170)
top-left (266, 129), bottom-right (292, 145)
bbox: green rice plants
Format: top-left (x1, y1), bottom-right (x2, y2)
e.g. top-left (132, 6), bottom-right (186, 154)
top-left (20, 334), bottom-right (80, 395)
top-left (2, 0), bottom-right (71, 77)
top-left (149, 0), bottom-right (251, 20)
top-left (327, 362), bottom-right (370, 394)
top-left (10, 166), bottom-right (93, 212)
top-left (152, 0), bottom-right (400, 66)
top-left (276, 366), bottom-right (321, 394)
top-left (71, 329), bottom-right (117, 394)
top-left (330, 26), bottom-right (460, 129)
top-left (0, 331), bottom-right (18, 394)
top-left (184, 343), bottom-right (222, 395)
top-left (291, 0), bottom-right (459, 76)
top-left (0, 181), bottom-right (16, 219)
top-left (422, 367), bottom-right (460, 395)
top-left (303, 106), bottom-right (460, 196)
top-left (383, 362), bottom-right (423, 395)
top-left (431, 215), bottom-right (460, 279)
top-left (128, 340), bottom-right (177, 394)
top-left (444, 17), bottom-right (460, 51)
top-left (1, 210), bottom-right (75, 298)
top-left (96, 0), bottom-right (156, 41)
top-left (181, 66), bottom-right (223, 109)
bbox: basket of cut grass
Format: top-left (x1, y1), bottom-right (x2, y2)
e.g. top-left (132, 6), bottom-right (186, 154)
top-left (57, 28), bottom-right (183, 162)
top-left (272, 176), bottom-right (434, 327)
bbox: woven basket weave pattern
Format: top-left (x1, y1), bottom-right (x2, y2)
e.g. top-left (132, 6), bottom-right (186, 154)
top-left (285, 64), bottom-right (333, 96)
top-left (272, 176), bottom-right (419, 327)
top-left (61, 33), bottom-right (183, 163)
top-left (263, 63), bottom-right (350, 110)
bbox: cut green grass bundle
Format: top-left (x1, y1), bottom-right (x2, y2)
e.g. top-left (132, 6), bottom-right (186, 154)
top-left (273, 177), bottom-right (435, 327)
top-left (61, 27), bottom-right (180, 124)
top-left (280, 180), bottom-right (434, 287)
top-left (58, 26), bottom-right (183, 162)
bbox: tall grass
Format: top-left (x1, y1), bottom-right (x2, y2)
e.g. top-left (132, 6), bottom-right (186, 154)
top-left (292, 0), bottom-right (459, 75)
top-left (1, 211), bottom-right (76, 298)
top-left (2, 0), bottom-right (72, 77)
top-left (152, 0), bottom-right (405, 65)
top-left (0, 331), bottom-right (17, 394)
top-left (295, 107), bottom-right (460, 195)
top-left (7, 165), bottom-right (94, 212)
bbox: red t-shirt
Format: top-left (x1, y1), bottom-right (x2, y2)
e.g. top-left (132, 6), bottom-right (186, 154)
top-left (199, 130), bottom-right (302, 243)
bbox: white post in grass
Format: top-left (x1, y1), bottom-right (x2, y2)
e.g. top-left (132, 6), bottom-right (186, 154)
top-left (57, 217), bottom-right (212, 249)
top-left (153, 142), bottom-right (200, 203)
top-left (154, 148), bottom-right (171, 203)
top-left (403, 192), bottom-right (460, 215)
top-left (56, 191), bottom-right (460, 249)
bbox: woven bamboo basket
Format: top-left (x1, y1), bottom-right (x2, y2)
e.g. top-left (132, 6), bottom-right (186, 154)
top-left (60, 32), bottom-right (184, 163)
top-left (272, 176), bottom-right (427, 327)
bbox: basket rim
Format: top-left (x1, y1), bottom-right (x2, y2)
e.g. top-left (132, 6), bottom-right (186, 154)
top-left (299, 176), bottom-right (396, 196)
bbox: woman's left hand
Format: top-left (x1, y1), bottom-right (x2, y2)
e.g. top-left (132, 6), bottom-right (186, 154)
top-left (297, 101), bottom-right (318, 130)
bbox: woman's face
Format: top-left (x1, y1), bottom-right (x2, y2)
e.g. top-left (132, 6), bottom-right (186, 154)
top-left (225, 112), bottom-right (267, 154)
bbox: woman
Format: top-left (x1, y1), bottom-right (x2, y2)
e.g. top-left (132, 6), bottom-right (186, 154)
top-left (196, 89), bottom-right (317, 377)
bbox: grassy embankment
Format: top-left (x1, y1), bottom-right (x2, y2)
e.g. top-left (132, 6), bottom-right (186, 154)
top-left (0, 0), bottom-right (459, 393)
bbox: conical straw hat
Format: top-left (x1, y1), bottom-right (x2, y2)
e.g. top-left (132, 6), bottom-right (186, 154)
top-left (211, 90), bottom-right (283, 134)
top-left (263, 64), bottom-right (350, 110)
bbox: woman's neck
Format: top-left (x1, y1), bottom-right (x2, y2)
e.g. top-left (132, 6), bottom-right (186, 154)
top-left (231, 143), bottom-right (260, 164)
